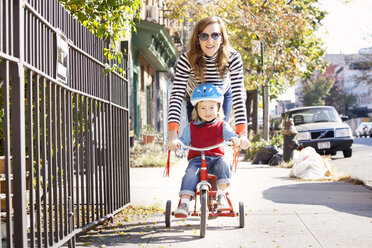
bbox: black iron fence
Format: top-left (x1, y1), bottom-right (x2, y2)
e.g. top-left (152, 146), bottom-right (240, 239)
top-left (0, 0), bottom-right (130, 247)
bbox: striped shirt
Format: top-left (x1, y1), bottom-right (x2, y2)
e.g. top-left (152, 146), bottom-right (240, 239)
top-left (168, 48), bottom-right (247, 132)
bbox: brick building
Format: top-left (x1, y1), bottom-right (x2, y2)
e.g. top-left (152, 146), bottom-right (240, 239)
top-left (128, 0), bottom-right (180, 143)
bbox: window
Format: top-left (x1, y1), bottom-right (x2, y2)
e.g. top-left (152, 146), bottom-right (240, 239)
top-left (349, 62), bottom-right (371, 70)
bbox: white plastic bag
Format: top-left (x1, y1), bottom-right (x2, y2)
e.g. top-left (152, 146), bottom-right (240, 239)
top-left (289, 147), bottom-right (330, 179)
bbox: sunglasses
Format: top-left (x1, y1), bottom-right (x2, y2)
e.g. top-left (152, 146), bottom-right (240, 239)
top-left (197, 32), bottom-right (222, 41)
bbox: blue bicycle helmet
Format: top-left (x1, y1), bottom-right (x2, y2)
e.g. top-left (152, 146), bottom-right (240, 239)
top-left (190, 83), bottom-right (223, 106)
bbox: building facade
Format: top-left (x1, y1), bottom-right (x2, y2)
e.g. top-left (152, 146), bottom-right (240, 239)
top-left (128, 0), bottom-right (180, 143)
top-left (323, 49), bottom-right (372, 117)
top-left (271, 48), bottom-right (372, 121)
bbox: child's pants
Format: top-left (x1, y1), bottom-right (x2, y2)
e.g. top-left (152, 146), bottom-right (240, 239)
top-left (179, 156), bottom-right (232, 199)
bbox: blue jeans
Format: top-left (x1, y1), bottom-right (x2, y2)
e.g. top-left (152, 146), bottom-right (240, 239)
top-left (179, 156), bottom-right (233, 198)
top-left (187, 86), bottom-right (233, 123)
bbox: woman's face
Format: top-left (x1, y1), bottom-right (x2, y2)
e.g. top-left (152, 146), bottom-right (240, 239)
top-left (197, 100), bottom-right (218, 122)
top-left (198, 23), bottom-right (223, 57)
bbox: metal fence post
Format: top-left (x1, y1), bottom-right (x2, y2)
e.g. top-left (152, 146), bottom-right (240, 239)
top-left (12, 0), bottom-right (27, 246)
top-left (1, 1), bottom-right (130, 246)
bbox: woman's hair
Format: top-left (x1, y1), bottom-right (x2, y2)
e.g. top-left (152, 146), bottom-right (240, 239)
top-left (191, 102), bottom-right (225, 121)
top-left (188, 16), bottom-right (231, 82)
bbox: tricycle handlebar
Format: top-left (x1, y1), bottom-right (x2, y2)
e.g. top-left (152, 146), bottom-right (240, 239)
top-left (179, 141), bottom-right (233, 152)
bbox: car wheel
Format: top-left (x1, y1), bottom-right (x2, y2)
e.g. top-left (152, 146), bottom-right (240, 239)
top-left (343, 149), bottom-right (352, 158)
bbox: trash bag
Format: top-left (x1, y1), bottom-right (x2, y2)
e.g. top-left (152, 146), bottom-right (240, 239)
top-left (252, 146), bottom-right (278, 164)
top-left (268, 153), bottom-right (283, 166)
top-left (289, 147), bottom-right (330, 179)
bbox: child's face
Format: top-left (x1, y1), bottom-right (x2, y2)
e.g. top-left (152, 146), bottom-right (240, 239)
top-left (197, 100), bottom-right (218, 122)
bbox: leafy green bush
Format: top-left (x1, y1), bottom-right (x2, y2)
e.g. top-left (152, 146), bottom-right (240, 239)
top-left (247, 134), bottom-right (283, 161)
top-left (130, 143), bottom-right (178, 168)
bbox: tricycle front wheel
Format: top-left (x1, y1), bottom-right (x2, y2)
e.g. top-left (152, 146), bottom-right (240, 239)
top-left (200, 189), bottom-right (207, 238)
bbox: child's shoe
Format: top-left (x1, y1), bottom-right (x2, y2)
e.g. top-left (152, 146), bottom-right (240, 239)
top-left (174, 203), bottom-right (188, 218)
top-left (216, 194), bottom-right (229, 210)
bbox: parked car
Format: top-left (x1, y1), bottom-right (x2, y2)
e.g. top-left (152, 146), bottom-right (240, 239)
top-left (355, 122), bottom-right (372, 137)
top-left (282, 106), bottom-right (353, 157)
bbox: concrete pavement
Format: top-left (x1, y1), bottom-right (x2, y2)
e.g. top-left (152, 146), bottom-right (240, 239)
top-left (75, 157), bottom-right (372, 248)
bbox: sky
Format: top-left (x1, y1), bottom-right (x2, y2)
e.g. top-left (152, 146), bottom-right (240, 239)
top-left (317, 0), bottom-right (372, 54)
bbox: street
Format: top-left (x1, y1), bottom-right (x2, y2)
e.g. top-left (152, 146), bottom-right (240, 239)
top-left (330, 137), bottom-right (372, 187)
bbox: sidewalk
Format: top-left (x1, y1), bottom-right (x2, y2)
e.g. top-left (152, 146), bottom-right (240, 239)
top-left (75, 158), bottom-right (372, 248)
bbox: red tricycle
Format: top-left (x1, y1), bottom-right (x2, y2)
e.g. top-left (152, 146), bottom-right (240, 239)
top-left (164, 142), bottom-right (244, 238)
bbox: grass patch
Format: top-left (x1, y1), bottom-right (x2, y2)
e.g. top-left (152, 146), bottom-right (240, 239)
top-left (293, 170), bottom-right (365, 185)
top-left (277, 159), bottom-right (295, 169)
top-left (83, 204), bottom-right (164, 236)
top-left (334, 175), bottom-right (365, 185)
top-left (116, 204), bottom-right (163, 222)
top-left (277, 157), bottom-right (365, 186)
top-left (130, 143), bottom-right (178, 168)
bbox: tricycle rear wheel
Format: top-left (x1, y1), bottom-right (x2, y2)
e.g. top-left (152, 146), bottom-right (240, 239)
top-left (239, 201), bottom-right (245, 228)
top-left (165, 200), bottom-right (171, 227)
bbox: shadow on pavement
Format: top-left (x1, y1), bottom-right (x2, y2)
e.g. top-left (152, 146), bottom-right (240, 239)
top-left (76, 219), bottom-right (195, 246)
top-left (75, 215), bottom-right (241, 246)
top-left (263, 182), bottom-right (372, 218)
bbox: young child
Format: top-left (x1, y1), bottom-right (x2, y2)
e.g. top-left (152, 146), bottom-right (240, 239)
top-left (172, 83), bottom-right (240, 218)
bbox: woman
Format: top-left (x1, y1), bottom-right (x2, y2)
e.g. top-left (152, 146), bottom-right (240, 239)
top-left (167, 16), bottom-right (249, 150)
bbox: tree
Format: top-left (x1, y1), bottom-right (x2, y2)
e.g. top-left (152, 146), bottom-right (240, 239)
top-left (165, 0), bottom-right (328, 137)
top-left (352, 51), bottom-right (372, 85)
top-left (165, 0), bottom-right (327, 96)
top-left (325, 79), bottom-right (357, 117)
top-left (302, 74), bottom-right (334, 106)
top-left (58, 0), bottom-right (142, 73)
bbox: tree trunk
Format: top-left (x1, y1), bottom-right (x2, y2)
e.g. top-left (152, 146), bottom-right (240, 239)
top-left (246, 89), bottom-right (258, 136)
top-left (253, 89), bottom-right (258, 134)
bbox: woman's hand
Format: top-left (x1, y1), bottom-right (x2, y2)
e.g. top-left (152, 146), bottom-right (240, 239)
top-left (237, 132), bottom-right (250, 150)
top-left (166, 130), bottom-right (180, 151)
top-left (230, 137), bottom-right (240, 147)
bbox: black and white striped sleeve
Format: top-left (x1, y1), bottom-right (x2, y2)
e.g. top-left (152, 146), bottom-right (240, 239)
top-left (168, 53), bottom-right (191, 128)
top-left (229, 50), bottom-right (247, 126)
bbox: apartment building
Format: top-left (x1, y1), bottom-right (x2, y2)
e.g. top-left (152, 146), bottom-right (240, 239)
top-left (128, 0), bottom-right (181, 143)
top-left (324, 48), bottom-right (372, 117)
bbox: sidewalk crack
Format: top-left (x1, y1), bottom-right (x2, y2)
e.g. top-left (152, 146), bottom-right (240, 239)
top-left (294, 211), bottom-right (323, 248)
